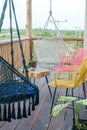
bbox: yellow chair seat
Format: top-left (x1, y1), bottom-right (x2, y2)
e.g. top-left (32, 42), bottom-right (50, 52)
top-left (48, 79), bottom-right (75, 88)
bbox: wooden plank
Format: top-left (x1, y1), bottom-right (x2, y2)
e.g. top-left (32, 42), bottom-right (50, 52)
top-left (0, 39), bottom-right (30, 69)
top-left (12, 77), bottom-right (50, 130)
top-left (0, 72), bottom-right (87, 130)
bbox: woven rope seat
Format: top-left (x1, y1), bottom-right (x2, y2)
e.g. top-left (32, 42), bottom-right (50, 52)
top-left (0, 57), bottom-right (39, 122)
top-left (34, 38), bottom-right (67, 69)
top-left (33, 1), bottom-right (67, 69)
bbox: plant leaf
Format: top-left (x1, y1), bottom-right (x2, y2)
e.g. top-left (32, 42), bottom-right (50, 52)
top-left (76, 99), bottom-right (87, 106)
top-left (52, 103), bottom-right (70, 117)
top-left (57, 96), bottom-right (77, 102)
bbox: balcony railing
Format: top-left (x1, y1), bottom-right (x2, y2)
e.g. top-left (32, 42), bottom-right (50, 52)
top-left (0, 37), bottom-right (84, 70)
top-left (0, 37), bottom-right (31, 70)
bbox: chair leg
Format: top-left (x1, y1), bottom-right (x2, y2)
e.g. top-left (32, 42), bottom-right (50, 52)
top-left (45, 76), bottom-right (52, 98)
top-left (82, 82), bottom-right (87, 110)
top-left (82, 82), bottom-right (86, 99)
top-left (71, 89), bottom-right (75, 127)
top-left (50, 87), bottom-right (57, 114)
top-left (65, 88), bottom-right (68, 96)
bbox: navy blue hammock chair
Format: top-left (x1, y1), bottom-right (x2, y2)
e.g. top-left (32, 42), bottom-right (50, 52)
top-left (0, 0), bottom-right (39, 122)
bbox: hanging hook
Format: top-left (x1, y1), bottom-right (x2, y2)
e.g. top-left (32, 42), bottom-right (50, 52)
top-left (49, 0), bottom-right (52, 15)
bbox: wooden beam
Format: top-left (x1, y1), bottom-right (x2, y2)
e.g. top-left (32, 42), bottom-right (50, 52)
top-left (26, 0), bottom-right (32, 38)
top-left (26, 0), bottom-right (33, 59)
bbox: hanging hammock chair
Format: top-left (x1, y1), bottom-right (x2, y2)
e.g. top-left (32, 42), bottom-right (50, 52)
top-left (34, 0), bottom-right (67, 69)
top-left (0, 0), bottom-right (39, 122)
top-left (0, 56), bottom-right (39, 122)
top-left (35, 38), bottom-right (67, 69)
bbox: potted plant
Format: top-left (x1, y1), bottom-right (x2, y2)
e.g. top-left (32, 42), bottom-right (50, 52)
top-left (73, 99), bottom-right (87, 130)
top-left (28, 58), bottom-right (37, 68)
top-left (52, 96), bottom-right (87, 130)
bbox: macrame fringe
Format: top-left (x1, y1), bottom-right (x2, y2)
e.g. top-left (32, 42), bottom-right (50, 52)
top-left (35, 91), bottom-right (39, 105)
top-left (28, 99), bottom-right (31, 116)
top-left (0, 105), bottom-right (2, 121)
top-left (8, 103), bottom-right (11, 122)
top-left (32, 97), bottom-right (35, 111)
top-left (23, 100), bottom-right (27, 118)
top-left (12, 103), bottom-right (16, 119)
top-left (0, 94), bottom-right (39, 122)
top-left (17, 101), bottom-right (22, 119)
top-left (3, 104), bottom-right (7, 121)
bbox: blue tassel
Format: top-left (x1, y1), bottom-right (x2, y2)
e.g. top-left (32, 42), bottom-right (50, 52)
top-left (3, 104), bottom-right (7, 121)
top-left (12, 103), bottom-right (16, 119)
top-left (0, 105), bottom-right (2, 121)
top-left (35, 92), bottom-right (39, 105)
top-left (8, 103), bottom-right (11, 122)
top-left (17, 101), bottom-right (22, 119)
top-left (23, 100), bottom-right (27, 118)
top-left (28, 99), bottom-right (31, 116)
top-left (32, 97), bottom-right (35, 111)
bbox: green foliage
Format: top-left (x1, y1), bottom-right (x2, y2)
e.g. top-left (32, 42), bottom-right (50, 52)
top-left (27, 59), bottom-right (37, 68)
top-left (0, 29), bottom-right (84, 40)
top-left (29, 59), bottom-right (37, 64)
top-left (32, 28), bottom-right (42, 36)
top-left (52, 103), bottom-right (69, 117)
top-left (0, 29), bottom-right (26, 40)
top-left (52, 96), bottom-right (77, 117)
top-left (57, 96), bottom-right (77, 102)
top-left (52, 96), bottom-right (87, 129)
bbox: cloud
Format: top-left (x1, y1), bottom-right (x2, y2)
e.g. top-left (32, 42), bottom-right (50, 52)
top-left (0, 0), bottom-right (85, 30)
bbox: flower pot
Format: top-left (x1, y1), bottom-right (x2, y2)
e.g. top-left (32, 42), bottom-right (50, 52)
top-left (73, 119), bottom-right (87, 130)
top-left (31, 63), bottom-right (37, 68)
top-left (28, 59), bottom-right (37, 68)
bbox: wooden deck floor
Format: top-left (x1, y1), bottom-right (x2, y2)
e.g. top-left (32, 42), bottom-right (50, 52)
top-left (0, 71), bottom-right (87, 130)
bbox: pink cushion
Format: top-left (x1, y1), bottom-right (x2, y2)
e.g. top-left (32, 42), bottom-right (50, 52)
top-left (55, 66), bottom-right (71, 72)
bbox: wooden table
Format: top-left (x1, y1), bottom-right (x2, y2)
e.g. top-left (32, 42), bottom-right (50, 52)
top-left (28, 68), bottom-right (50, 78)
top-left (21, 68), bottom-right (52, 97)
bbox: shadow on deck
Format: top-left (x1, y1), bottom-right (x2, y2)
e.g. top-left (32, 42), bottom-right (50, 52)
top-left (0, 70), bottom-right (87, 130)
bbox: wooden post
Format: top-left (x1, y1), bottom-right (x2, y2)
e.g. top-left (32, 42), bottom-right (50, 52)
top-left (84, 0), bottom-right (87, 48)
top-left (26, 0), bottom-right (33, 59)
top-left (26, 0), bottom-right (32, 38)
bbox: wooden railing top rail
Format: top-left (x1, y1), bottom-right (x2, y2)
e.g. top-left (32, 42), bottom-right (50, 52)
top-left (0, 37), bottom-right (30, 45)
top-left (0, 37), bottom-right (84, 45)
top-left (31, 37), bottom-right (84, 41)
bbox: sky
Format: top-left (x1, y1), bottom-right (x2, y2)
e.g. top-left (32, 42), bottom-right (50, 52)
top-left (0, 0), bottom-right (86, 30)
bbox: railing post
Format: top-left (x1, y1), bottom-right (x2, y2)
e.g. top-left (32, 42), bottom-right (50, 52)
top-left (26, 0), bottom-right (33, 59)
top-left (26, 0), bottom-right (32, 38)
top-left (84, 0), bottom-right (87, 48)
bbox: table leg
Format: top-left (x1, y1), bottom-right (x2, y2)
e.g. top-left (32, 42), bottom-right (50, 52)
top-left (45, 76), bottom-right (52, 98)
top-left (33, 78), bottom-right (36, 84)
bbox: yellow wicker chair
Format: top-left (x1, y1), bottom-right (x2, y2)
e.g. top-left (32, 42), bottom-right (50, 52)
top-left (48, 58), bottom-right (87, 114)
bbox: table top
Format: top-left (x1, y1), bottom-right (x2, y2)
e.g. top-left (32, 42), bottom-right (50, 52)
top-left (28, 68), bottom-right (50, 78)
top-left (21, 68), bottom-right (50, 78)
